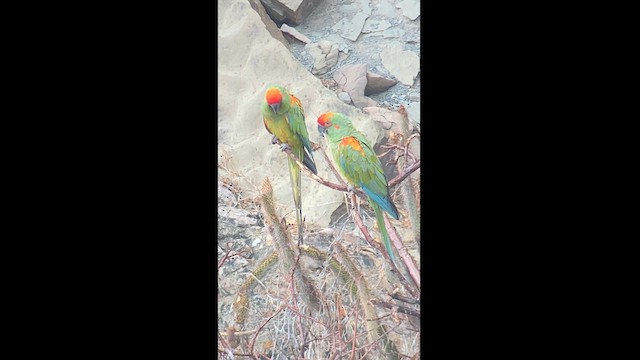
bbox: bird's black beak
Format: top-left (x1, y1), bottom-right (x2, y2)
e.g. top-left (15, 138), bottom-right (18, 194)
top-left (270, 103), bottom-right (280, 113)
top-left (317, 125), bottom-right (327, 137)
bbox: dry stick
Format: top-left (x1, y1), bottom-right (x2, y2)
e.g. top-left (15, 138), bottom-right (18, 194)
top-left (370, 298), bottom-right (420, 318)
top-left (350, 305), bottom-right (359, 360)
top-left (248, 300), bottom-right (289, 357)
top-left (287, 252), bottom-right (308, 357)
top-left (282, 147), bottom-right (421, 200)
top-left (388, 160), bottom-right (420, 188)
top-left (383, 213), bottom-right (420, 291)
top-left (349, 192), bottom-right (420, 300)
top-left (317, 143), bottom-right (347, 186)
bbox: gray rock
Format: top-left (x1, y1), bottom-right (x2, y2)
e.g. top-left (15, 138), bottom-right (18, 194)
top-left (408, 92), bottom-right (420, 102)
top-left (382, 27), bottom-right (405, 39)
top-left (248, 0), bottom-right (290, 49)
top-left (332, 12), bottom-right (369, 41)
top-left (375, 0), bottom-right (397, 18)
top-left (280, 23), bottom-right (310, 43)
top-left (305, 40), bottom-right (339, 75)
top-left (338, 91), bottom-right (352, 104)
top-left (218, 182), bottom-right (237, 205)
top-left (362, 19), bottom-right (392, 33)
top-left (406, 101), bottom-right (420, 123)
top-left (360, 0), bottom-right (372, 15)
top-left (380, 41), bottom-right (420, 85)
top-left (396, 0), bottom-right (420, 21)
top-left (332, 64), bottom-right (378, 109)
top-left (365, 71), bottom-right (397, 95)
top-left (259, 0), bottom-right (323, 25)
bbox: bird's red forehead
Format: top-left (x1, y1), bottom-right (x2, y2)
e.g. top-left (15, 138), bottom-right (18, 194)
top-left (265, 88), bottom-right (282, 105)
top-left (317, 112), bottom-right (334, 126)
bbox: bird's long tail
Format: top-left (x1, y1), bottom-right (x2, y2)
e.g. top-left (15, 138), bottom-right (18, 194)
top-left (288, 152), bottom-right (304, 245)
top-left (371, 199), bottom-right (396, 265)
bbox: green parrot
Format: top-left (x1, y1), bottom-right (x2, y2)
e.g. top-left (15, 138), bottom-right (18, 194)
top-left (261, 85), bottom-right (317, 245)
top-left (317, 112), bottom-right (400, 264)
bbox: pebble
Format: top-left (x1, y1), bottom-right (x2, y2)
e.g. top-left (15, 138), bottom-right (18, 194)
top-left (338, 92), bottom-right (352, 104)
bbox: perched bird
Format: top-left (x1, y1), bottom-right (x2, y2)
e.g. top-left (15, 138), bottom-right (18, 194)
top-left (317, 112), bottom-right (400, 263)
top-left (261, 85), bottom-right (317, 245)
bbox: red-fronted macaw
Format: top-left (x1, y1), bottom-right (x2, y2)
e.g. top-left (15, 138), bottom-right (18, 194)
top-left (317, 112), bottom-right (400, 263)
top-left (261, 85), bottom-right (317, 245)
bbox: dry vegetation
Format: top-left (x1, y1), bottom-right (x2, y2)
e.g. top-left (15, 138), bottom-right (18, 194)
top-left (218, 110), bottom-right (420, 359)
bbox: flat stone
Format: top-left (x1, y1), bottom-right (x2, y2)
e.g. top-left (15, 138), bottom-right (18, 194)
top-left (362, 19), bottom-right (392, 33)
top-left (375, 0), bottom-right (397, 18)
top-left (305, 40), bottom-right (339, 75)
top-left (380, 41), bottom-right (420, 85)
top-left (360, 0), bottom-right (372, 15)
top-left (396, 0), bottom-right (420, 21)
top-left (382, 27), bottom-right (405, 39)
top-left (248, 0), bottom-right (290, 49)
top-left (259, 0), bottom-right (323, 25)
top-left (365, 71), bottom-right (397, 95)
top-left (332, 12), bottom-right (369, 41)
top-left (332, 64), bottom-right (377, 109)
top-left (280, 23), bottom-right (310, 43)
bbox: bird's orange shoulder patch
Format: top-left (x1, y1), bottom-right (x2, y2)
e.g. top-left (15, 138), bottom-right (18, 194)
top-left (340, 136), bottom-right (365, 155)
top-left (289, 93), bottom-right (302, 108)
top-left (265, 87), bottom-right (282, 105)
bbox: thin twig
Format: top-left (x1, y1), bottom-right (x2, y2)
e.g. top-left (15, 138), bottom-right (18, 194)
top-left (349, 192), bottom-right (419, 300)
top-left (384, 213), bottom-right (421, 293)
top-left (370, 298), bottom-right (420, 318)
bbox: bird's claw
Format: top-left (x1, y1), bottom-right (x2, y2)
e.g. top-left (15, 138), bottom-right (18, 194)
top-left (347, 184), bottom-right (355, 193)
top-left (279, 143), bottom-right (290, 152)
top-left (271, 136), bottom-right (279, 145)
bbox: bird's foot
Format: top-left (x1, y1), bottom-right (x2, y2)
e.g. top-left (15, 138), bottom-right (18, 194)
top-left (271, 135), bottom-right (280, 145)
top-left (279, 143), bottom-right (291, 152)
top-left (346, 184), bottom-right (355, 193)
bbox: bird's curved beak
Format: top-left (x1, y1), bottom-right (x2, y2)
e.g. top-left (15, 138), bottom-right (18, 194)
top-left (317, 125), bottom-right (327, 137)
top-left (269, 103), bottom-right (280, 113)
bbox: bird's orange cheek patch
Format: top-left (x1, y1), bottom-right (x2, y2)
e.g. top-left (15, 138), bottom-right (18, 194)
top-left (340, 136), bottom-right (365, 155)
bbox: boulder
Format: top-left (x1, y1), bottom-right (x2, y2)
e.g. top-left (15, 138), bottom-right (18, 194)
top-left (332, 64), bottom-right (377, 109)
top-left (364, 71), bottom-right (397, 95)
top-left (259, 0), bottom-right (323, 25)
top-left (247, 0), bottom-right (290, 49)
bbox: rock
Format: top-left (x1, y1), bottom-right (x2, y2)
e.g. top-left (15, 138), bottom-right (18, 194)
top-left (304, 40), bottom-right (339, 75)
top-left (360, 0), bottom-right (372, 15)
top-left (218, 181), bottom-right (237, 205)
top-left (280, 23), bottom-right (310, 43)
top-left (375, 0), bottom-right (397, 18)
top-left (380, 41), bottom-right (420, 85)
top-left (331, 12), bottom-right (369, 42)
top-left (408, 92), bottom-right (420, 102)
top-left (219, 206), bottom-right (259, 226)
top-left (259, 0), bottom-right (323, 25)
top-left (364, 72), bottom-right (397, 95)
top-left (332, 64), bottom-right (377, 109)
top-left (382, 27), bottom-right (405, 39)
top-left (338, 92), bottom-right (352, 104)
top-left (406, 101), bottom-right (420, 124)
top-left (247, 0), bottom-right (290, 49)
top-left (218, 0), bottom-right (382, 227)
top-left (396, 0), bottom-right (420, 20)
top-left (362, 106), bottom-right (407, 134)
top-left (362, 19), bottom-right (392, 33)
